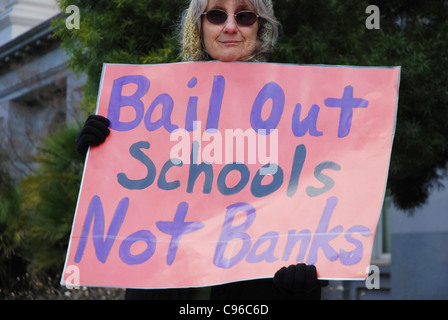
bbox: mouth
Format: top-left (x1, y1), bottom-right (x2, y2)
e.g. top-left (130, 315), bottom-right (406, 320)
top-left (220, 40), bottom-right (241, 46)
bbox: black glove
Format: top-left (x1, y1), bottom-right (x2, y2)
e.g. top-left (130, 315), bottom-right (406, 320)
top-left (76, 115), bottom-right (110, 158)
top-left (273, 263), bottom-right (328, 298)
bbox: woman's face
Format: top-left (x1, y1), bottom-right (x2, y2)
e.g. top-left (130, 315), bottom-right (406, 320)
top-left (202, 0), bottom-right (259, 62)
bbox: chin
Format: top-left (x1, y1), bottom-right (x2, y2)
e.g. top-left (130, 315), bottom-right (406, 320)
top-left (219, 57), bottom-right (239, 62)
top-left (210, 48), bottom-right (249, 62)
top-left (216, 53), bottom-right (249, 62)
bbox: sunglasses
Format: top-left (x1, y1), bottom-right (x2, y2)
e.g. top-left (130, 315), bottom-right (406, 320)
top-left (202, 9), bottom-right (259, 27)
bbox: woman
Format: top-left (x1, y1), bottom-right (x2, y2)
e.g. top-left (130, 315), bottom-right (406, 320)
top-left (181, 0), bottom-right (279, 62)
top-left (76, 0), bottom-right (326, 300)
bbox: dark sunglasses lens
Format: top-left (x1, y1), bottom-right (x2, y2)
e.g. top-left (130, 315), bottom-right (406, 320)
top-left (206, 10), bottom-right (228, 24)
top-left (236, 12), bottom-right (258, 26)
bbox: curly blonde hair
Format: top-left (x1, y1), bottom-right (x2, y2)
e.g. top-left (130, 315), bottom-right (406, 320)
top-left (180, 0), bottom-right (280, 62)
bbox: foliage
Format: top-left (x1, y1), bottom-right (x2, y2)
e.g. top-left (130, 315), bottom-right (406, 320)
top-left (0, 124), bottom-right (84, 297)
top-left (53, 0), bottom-right (185, 113)
top-left (20, 124), bottom-right (85, 273)
top-left (0, 167), bottom-right (28, 295)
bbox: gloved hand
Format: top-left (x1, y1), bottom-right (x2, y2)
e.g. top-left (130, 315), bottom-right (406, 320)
top-left (76, 115), bottom-right (110, 158)
top-left (273, 263), bottom-right (328, 297)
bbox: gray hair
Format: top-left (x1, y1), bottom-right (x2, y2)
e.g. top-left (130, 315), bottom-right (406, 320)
top-left (180, 0), bottom-right (280, 62)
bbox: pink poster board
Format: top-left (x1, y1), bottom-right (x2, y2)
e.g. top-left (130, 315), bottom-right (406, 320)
top-left (62, 62), bottom-right (400, 289)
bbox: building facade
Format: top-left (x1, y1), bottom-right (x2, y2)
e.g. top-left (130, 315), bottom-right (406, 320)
top-left (0, 0), bottom-right (84, 180)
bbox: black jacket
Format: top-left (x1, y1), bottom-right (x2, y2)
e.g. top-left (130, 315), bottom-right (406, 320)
top-left (124, 278), bottom-right (322, 300)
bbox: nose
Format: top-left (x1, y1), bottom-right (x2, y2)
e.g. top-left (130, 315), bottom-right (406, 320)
top-left (222, 14), bottom-right (238, 33)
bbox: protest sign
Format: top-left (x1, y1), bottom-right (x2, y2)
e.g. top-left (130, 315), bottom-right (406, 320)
top-left (61, 62), bottom-right (400, 289)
